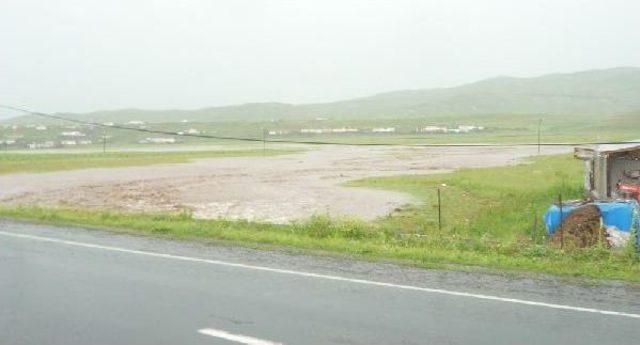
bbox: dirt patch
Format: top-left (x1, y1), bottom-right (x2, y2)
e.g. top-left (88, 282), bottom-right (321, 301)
top-left (551, 204), bottom-right (607, 248)
top-left (0, 145), bottom-right (569, 222)
top-left (3, 180), bottom-right (183, 213)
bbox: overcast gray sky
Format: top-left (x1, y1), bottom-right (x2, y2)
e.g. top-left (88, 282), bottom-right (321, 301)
top-left (1, 0), bottom-right (639, 115)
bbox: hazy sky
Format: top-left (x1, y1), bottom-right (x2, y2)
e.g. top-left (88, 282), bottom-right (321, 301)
top-left (1, 0), bottom-right (639, 115)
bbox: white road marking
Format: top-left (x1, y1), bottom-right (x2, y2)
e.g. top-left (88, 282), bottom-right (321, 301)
top-left (1, 230), bottom-right (639, 319)
top-left (198, 328), bottom-right (282, 345)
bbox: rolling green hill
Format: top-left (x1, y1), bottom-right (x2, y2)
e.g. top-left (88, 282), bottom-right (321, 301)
top-left (6, 67), bottom-right (640, 125)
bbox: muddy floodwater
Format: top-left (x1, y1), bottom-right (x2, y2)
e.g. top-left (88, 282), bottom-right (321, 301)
top-left (0, 145), bottom-right (568, 223)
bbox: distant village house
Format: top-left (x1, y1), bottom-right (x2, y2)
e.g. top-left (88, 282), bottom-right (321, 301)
top-left (139, 137), bottom-right (177, 144)
top-left (61, 131), bottom-right (86, 137)
top-left (28, 141), bottom-right (55, 149)
top-left (372, 127), bottom-right (396, 133)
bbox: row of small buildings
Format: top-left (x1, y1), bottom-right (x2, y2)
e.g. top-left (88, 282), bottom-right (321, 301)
top-left (268, 125), bottom-right (485, 136)
top-left (2, 124), bottom-right (48, 131)
top-left (417, 125), bottom-right (485, 133)
top-left (17, 139), bottom-right (93, 150)
top-left (270, 127), bottom-right (397, 135)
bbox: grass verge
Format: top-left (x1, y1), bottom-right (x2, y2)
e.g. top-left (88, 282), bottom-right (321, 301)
top-left (1, 154), bottom-right (638, 281)
top-left (0, 149), bottom-right (296, 174)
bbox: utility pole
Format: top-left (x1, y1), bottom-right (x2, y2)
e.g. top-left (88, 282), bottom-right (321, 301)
top-left (102, 129), bottom-right (107, 153)
top-left (262, 128), bottom-right (266, 157)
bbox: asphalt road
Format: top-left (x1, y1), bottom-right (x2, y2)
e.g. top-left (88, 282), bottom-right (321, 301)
top-left (1, 220), bottom-right (639, 345)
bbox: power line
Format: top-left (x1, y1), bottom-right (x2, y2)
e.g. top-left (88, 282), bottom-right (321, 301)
top-left (1, 104), bottom-right (639, 148)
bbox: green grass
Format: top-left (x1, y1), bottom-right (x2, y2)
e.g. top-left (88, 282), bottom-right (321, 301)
top-left (1, 154), bottom-right (638, 281)
top-left (346, 155), bottom-right (584, 241)
top-left (0, 149), bottom-right (296, 174)
top-left (4, 111), bottom-right (640, 148)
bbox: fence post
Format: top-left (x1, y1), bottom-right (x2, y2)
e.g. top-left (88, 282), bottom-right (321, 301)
top-left (537, 119), bottom-right (542, 155)
top-left (532, 209), bottom-right (538, 243)
top-left (558, 194), bottom-right (564, 249)
top-left (437, 187), bottom-right (442, 231)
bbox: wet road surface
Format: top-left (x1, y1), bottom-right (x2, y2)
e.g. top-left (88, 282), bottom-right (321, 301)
top-left (1, 220), bottom-right (638, 344)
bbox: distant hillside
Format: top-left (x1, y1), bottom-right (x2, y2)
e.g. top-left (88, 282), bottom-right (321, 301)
top-left (7, 67), bottom-right (640, 124)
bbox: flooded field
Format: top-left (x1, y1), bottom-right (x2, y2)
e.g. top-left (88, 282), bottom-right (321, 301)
top-left (0, 145), bottom-right (568, 222)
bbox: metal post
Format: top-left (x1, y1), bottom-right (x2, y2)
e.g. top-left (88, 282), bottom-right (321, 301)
top-left (532, 209), bottom-right (538, 243)
top-left (558, 194), bottom-right (563, 249)
top-left (437, 187), bottom-right (442, 231)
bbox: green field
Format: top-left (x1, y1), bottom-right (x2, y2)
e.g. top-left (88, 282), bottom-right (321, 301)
top-left (3, 111), bottom-right (639, 150)
top-left (0, 149), bottom-right (294, 174)
top-left (2, 154), bottom-right (638, 281)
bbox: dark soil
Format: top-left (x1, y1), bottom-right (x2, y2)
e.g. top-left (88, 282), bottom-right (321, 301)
top-left (551, 204), bottom-right (607, 248)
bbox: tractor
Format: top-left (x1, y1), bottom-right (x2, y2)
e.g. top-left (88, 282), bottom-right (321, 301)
top-left (544, 142), bottom-right (640, 248)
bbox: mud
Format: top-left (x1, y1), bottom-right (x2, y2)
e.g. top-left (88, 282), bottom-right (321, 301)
top-left (0, 145), bottom-right (569, 223)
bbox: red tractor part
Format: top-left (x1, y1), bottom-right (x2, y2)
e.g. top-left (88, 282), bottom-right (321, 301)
top-left (616, 182), bottom-right (640, 202)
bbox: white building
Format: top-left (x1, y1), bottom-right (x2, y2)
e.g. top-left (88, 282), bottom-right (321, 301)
top-left (456, 125), bottom-right (486, 133)
top-left (127, 120), bottom-right (145, 125)
top-left (61, 140), bottom-right (77, 146)
top-left (185, 128), bottom-right (200, 135)
top-left (78, 140), bottom-right (93, 145)
top-left (28, 141), bottom-right (55, 149)
top-left (331, 127), bottom-right (359, 133)
top-left (61, 131), bottom-right (86, 137)
top-left (372, 127), bottom-right (396, 133)
top-left (300, 128), bottom-right (325, 134)
top-left (35, 125), bottom-right (48, 131)
top-left (139, 137), bottom-right (177, 144)
top-left (418, 126), bottom-right (448, 133)
top-left (417, 125), bottom-right (485, 134)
